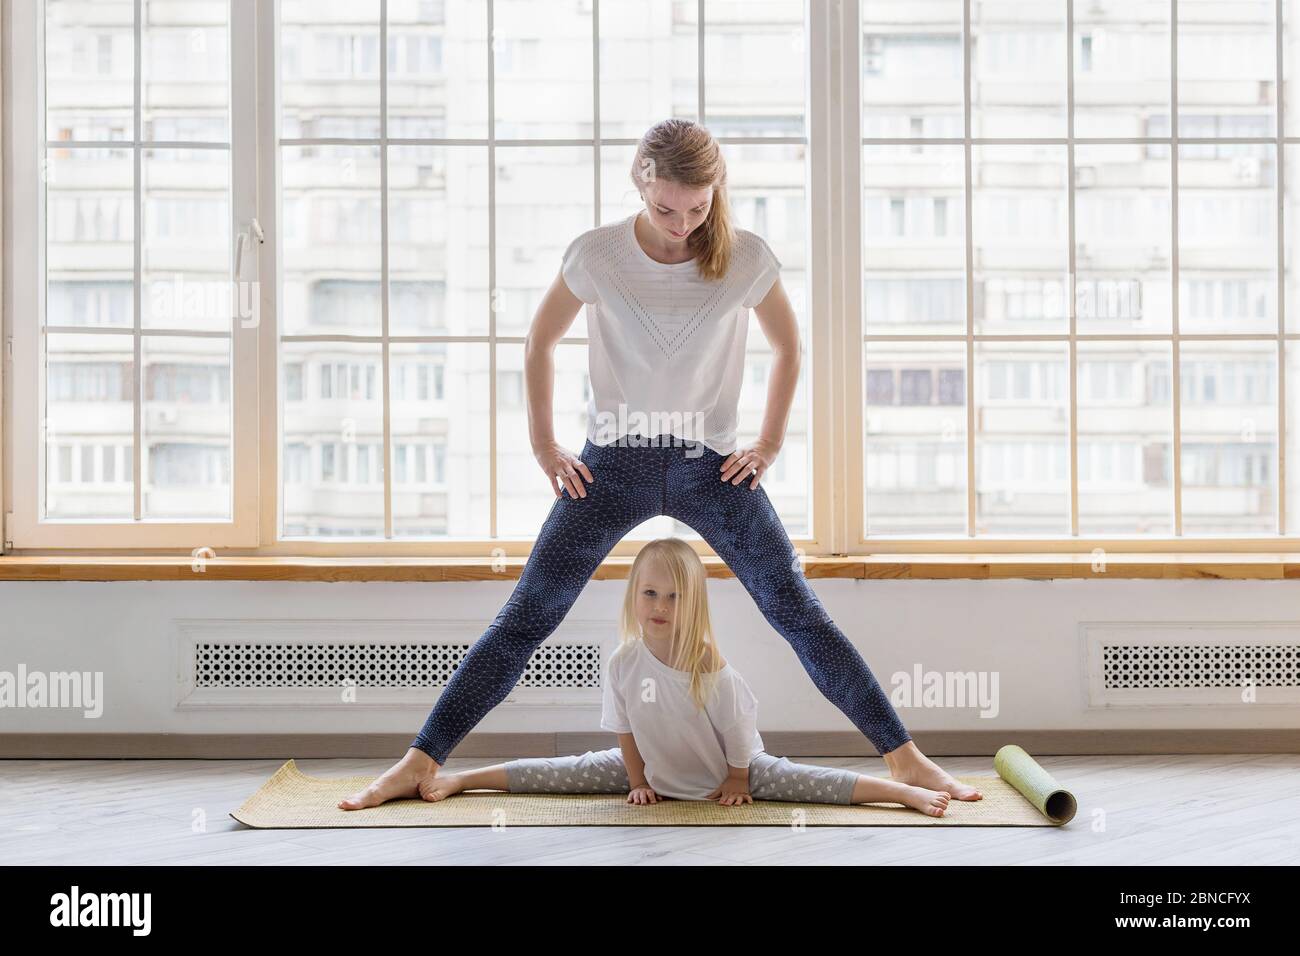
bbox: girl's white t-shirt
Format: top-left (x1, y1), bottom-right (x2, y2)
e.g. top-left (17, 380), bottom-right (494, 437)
top-left (599, 638), bottom-right (765, 800)
top-left (561, 212), bottom-right (783, 457)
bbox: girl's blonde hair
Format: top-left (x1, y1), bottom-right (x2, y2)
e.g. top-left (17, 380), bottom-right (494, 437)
top-left (630, 118), bottom-right (735, 283)
top-left (617, 537), bottom-right (724, 711)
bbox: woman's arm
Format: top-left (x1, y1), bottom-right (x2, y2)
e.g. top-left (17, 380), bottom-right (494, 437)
top-left (523, 269), bottom-right (582, 449)
top-left (524, 269), bottom-right (594, 498)
top-left (722, 277), bottom-right (801, 486)
top-left (753, 277), bottom-right (800, 451)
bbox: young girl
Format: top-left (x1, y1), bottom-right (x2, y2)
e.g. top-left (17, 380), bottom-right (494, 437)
top-left (422, 536), bottom-right (952, 816)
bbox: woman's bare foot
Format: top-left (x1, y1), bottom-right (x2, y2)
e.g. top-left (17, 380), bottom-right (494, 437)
top-left (882, 741), bottom-right (983, 801)
top-left (896, 784), bottom-right (951, 817)
top-left (338, 748), bottom-right (442, 810)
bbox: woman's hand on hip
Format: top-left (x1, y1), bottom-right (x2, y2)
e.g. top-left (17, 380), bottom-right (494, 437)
top-left (720, 437), bottom-right (780, 489)
top-left (535, 439), bottom-right (595, 499)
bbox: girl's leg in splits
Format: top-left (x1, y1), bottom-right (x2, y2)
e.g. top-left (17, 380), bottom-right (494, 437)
top-left (340, 440), bottom-right (659, 810)
top-left (419, 748), bottom-right (630, 802)
top-left (664, 441), bottom-right (981, 800)
top-left (745, 753), bottom-right (950, 817)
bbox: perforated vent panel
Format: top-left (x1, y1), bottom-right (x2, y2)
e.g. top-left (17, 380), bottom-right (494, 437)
top-left (1101, 642), bottom-right (1300, 690)
top-left (1097, 642), bottom-right (1300, 686)
top-left (1084, 624), bottom-right (1300, 707)
top-left (195, 642), bottom-right (603, 689)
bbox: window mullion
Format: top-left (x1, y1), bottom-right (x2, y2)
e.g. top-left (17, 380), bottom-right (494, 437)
top-left (132, 0), bottom-right (143, 522)
top-left (6, 0), bottom-right (43, 551)
top-left (1066, 0), bottom-right (1078, 536)
top-left (487, 0), bottom-right (497, 540)
top-left (838, 0), bottom-right (862, 556)
top-left (1276, 0), bottom-right (1287, 535)
top-left (1171, 0), bottom-right (1183, 536)
top-left (811, 0), bottom-right (827, 552)
top-left (230, 0), bottom-right (262, 545)
top-left (698, 0), bottom-right (705, 125)
top-left (963, 0), bottom-right (976, 537)
top-left (254, 0), bottom-right (280, 550)
top-left (380, 0), bottom-right (392, 539)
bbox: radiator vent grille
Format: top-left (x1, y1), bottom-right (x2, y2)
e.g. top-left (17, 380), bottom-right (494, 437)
top-left (1101, 643), bottom-right (1300, 690)
top-left (195, 642), bottom-right (603, 689)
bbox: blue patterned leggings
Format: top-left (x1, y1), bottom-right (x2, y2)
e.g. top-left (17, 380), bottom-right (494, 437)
top-left (410, 435), bottom-right (912, 764)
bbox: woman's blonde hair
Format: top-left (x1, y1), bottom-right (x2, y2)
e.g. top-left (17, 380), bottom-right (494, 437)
top-left (617, 537), bottom-right (724, 711)
top-left (630, 118), bottom-right (735, 283)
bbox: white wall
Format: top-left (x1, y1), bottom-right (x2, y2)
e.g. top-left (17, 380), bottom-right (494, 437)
top-left (0, 577), bottom-right (1297, 736)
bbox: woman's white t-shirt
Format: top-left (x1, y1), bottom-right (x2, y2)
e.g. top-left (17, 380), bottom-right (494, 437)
top-left (599, 638), bottom-right (765, 800)
top-left (561, 212), bottom-right (782, 457)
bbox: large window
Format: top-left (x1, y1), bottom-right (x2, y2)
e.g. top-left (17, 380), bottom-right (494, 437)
top-left (859, 0), bottom-right (1300, 544)
top-left (7, 0), bottom-right (1300, 555)
top-left (8, 0), bottom-right (256, 547)
top-left (274, 0), bottom-right (808, 542)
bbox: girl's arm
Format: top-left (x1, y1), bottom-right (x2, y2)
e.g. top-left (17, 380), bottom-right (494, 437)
top-left (721, 763), bottom-right (752, 797)
top-left (706, 677), bottom-right (761, 802)
top-left (617, 732), bottom-right (651, 789)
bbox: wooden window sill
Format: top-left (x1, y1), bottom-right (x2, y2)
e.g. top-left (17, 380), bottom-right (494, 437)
top-left (1, 554), bottom-right (1298, 581)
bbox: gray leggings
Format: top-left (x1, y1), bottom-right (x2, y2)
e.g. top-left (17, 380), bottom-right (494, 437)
top-left (504, 747), bottom-right (860, 804)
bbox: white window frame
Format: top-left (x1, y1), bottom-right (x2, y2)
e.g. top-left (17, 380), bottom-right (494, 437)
top-left (6, 0), bottom-right (828, 558)
top-left (4, 0), bottom-right (260, 548)
top-left (846, 0), bottom-right (1300, 554)
top-left (7, 0), bottom-right (1294, 557)
top-left (243, 0), bottom-right (831, 557)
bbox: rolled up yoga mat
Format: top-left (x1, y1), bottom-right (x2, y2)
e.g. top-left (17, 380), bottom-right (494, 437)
top-left (994, 744), bottom-right (1077, 825)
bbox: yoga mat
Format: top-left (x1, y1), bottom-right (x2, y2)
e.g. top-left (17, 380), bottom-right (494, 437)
top-left (994, 744), bottom-right (1078, 825)
top-left (230, 757), bottom-right (1073, 828)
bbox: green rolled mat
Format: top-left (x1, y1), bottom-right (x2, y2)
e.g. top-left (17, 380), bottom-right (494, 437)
top-left (994, 744), bottom-right (1078, 825)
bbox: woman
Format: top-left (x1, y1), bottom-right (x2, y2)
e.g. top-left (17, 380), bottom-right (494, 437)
top-left (341, 118), bottom-right (980, 810)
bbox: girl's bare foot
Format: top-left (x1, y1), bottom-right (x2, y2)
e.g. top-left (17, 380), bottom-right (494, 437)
top-left (883, 742), bottom-right (983, 801)
top-left (896, 784), bottom-right (951, 817)
top-left (338, 748), bottom-right (442, 810)
top-left (851, 774), bottom-right (951, 816)
top-left (418, 772), bottom-right (466, 802)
